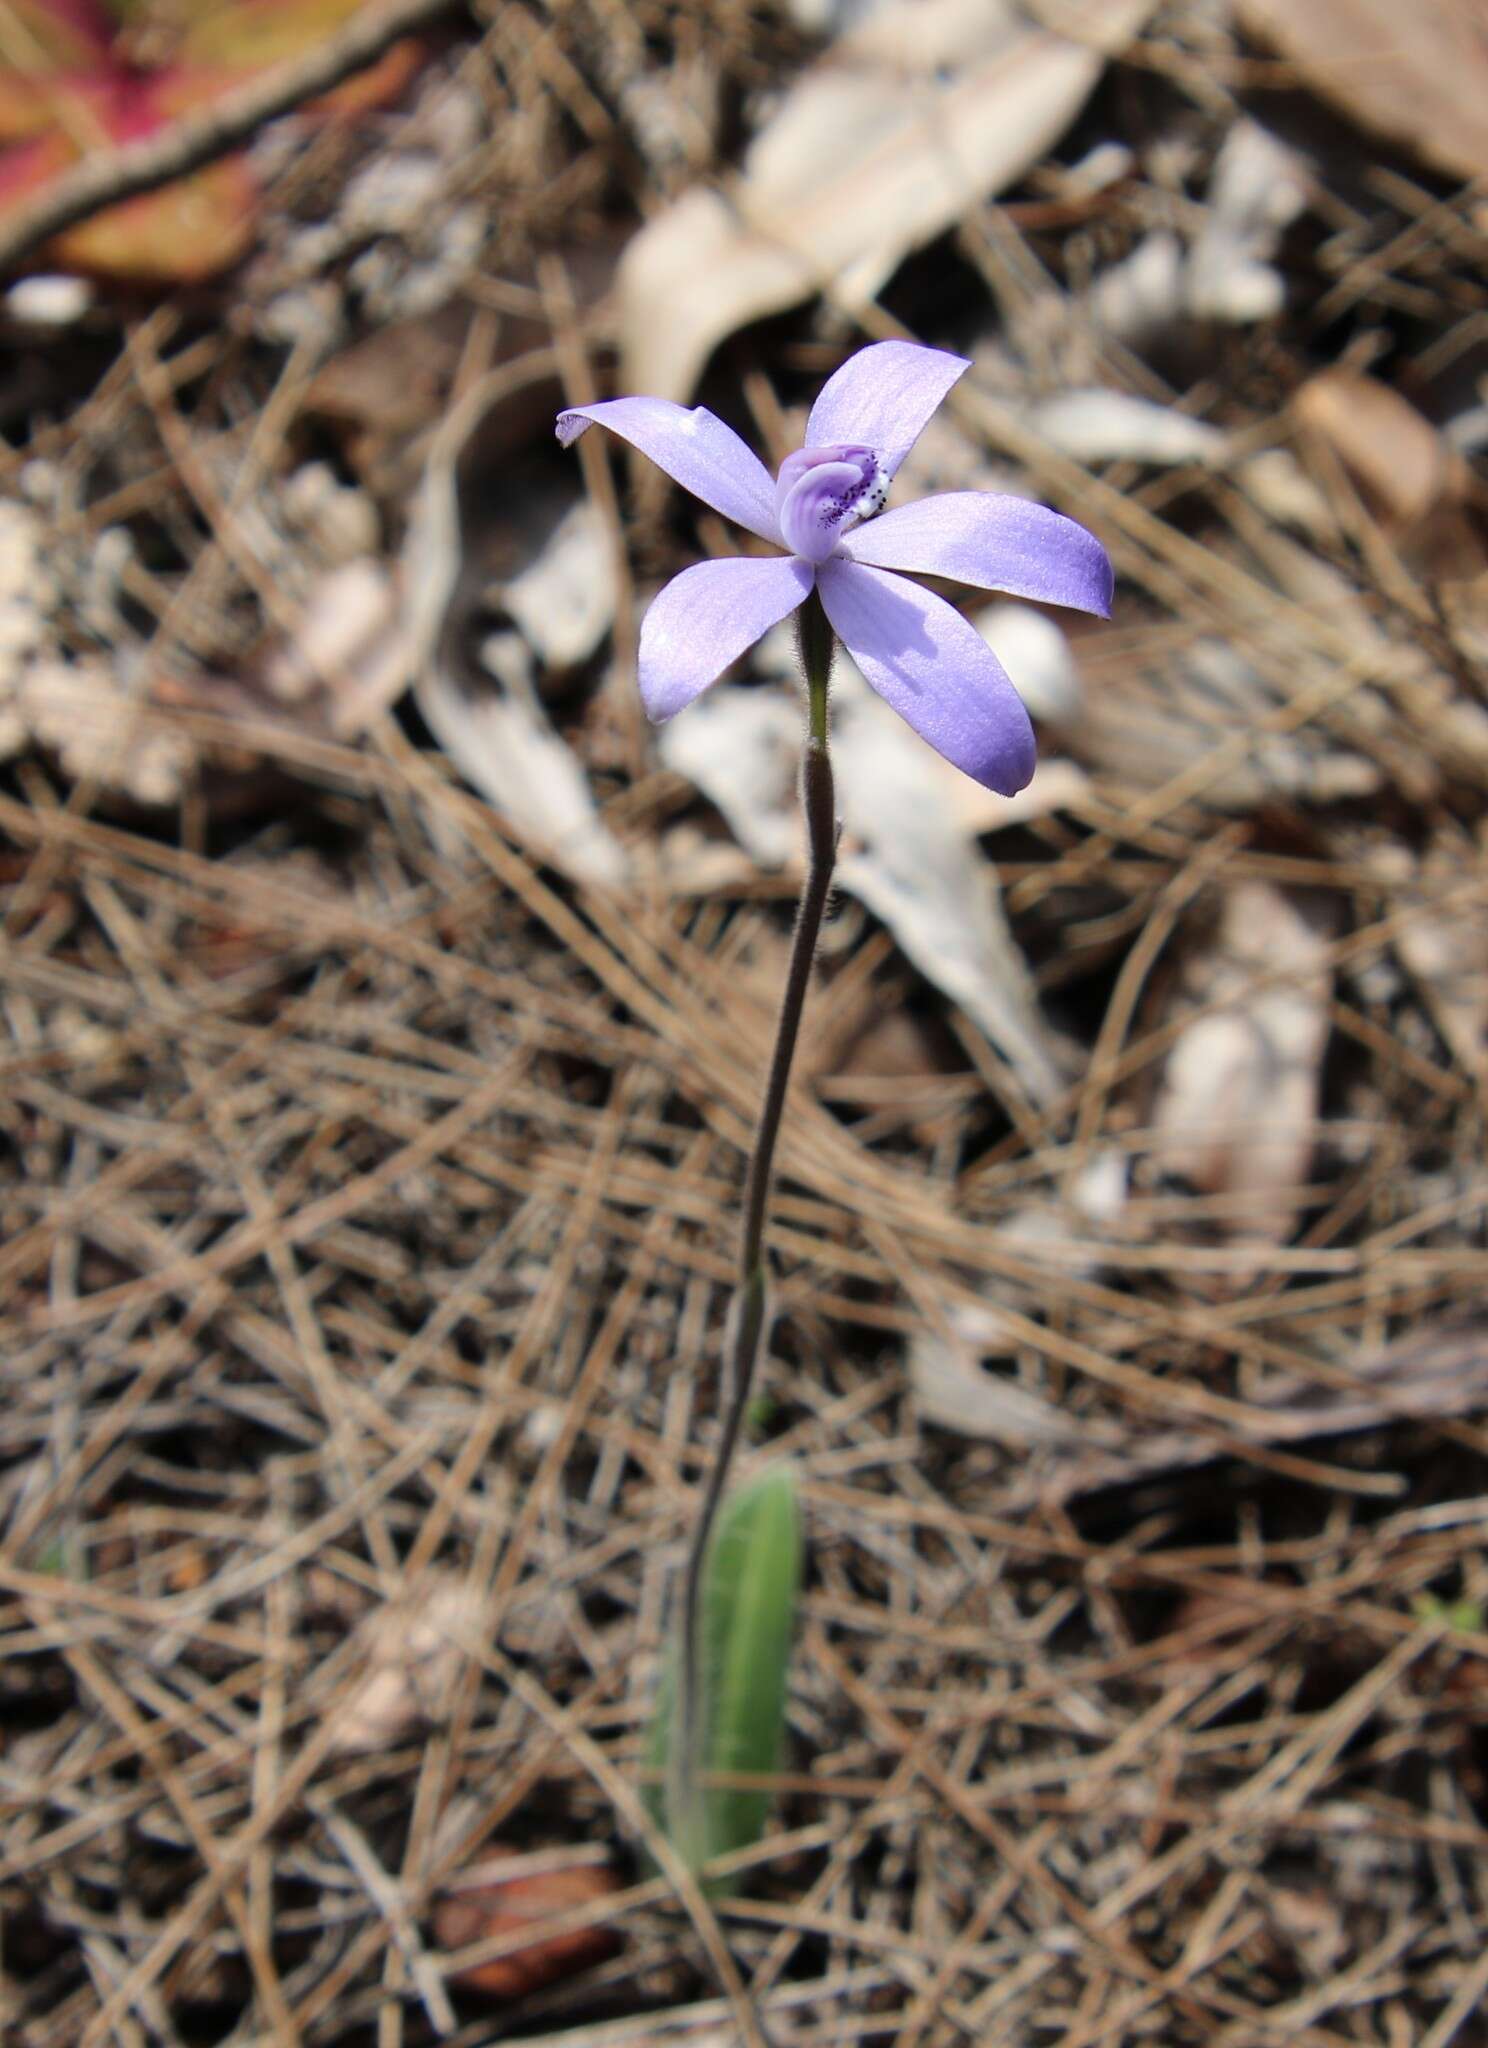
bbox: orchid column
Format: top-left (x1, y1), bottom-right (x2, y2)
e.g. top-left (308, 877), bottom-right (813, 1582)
top-left (559, 340), bottom-right (1113, 1882)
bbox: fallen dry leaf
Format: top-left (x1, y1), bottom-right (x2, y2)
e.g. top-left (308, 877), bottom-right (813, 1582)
top-left (620, 0), bottom-right (1154, 399)
top-left (1293, 369), bottom-right (1470, 531)
top-left (911, 1298), bottom-right (1125, 1445)
top-left (1238, 0), bottom-right (1488, 186)
top-left (1149, 881), bottom-right (1332, 1252)
top-left (1026, 388), bottom-right (1229, 467)
top-left (434, 1848), bottom-right (621, 1999)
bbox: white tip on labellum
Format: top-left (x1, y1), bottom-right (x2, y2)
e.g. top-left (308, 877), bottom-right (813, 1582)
top-left (853, 469), bottom-right (889, 522)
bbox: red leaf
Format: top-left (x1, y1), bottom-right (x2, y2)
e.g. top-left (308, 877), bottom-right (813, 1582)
top-left (52, 153), bottom-right (260, 281)
top-left (0, 73), bottom-right (259, 282)
top-left (0, 1), bottom-right (428, 285)
top-left (0, 0), bottom-right (114, 72)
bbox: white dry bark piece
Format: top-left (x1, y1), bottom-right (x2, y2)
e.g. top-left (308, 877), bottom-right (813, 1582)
top-left (659, 659), bottom-right (1070, 1105)
top-left (4, 273), bottom-right (93, 325)
top-left (0, 499), bottom-right (194, 804)
top-left (1087, 229), bottom-right (1186, 344)
top-left (0, 500), bottom-right (55, 761)
top-left (1088, 119), bottom-right (1307, 342)
top-left (975, 602), bottom-right (1082, 727)
top-left (1149, 881), bottom-right (1332, 1252)
top-left (498, 501), bottom-right (616, 673)
top-left (20, 659), bottom-right (193, 806)
top-left (619, 0), bottom-right (1156, 399)
top-left (1025, 388), bottom-right (1230, 466)
top-left (261, 557), bottom-right (412, 736)
top-left (1187, 119), bottom-right (1310, 324)
top-left (328, 1580), bottom-right (486, 1755)
top-left (280, 461), bottom-right (381, 566)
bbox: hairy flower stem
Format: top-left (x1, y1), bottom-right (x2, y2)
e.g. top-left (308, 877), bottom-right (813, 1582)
top-left (671, 589), bottom-right (838, 1876)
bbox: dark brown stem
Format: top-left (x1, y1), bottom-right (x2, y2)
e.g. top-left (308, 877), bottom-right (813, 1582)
top-left (669, 589), bottom-right (837, 1880)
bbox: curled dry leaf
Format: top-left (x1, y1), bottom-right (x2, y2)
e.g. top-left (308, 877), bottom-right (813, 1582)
top-left (434, 1847), bottom-right (621, 1999)
top-left (1149, 881), bottom-right (1332, 1255)
top-left (619, 0), bottom-right (1155, 398)
top-left (403, 377), bottom-right (627, 888)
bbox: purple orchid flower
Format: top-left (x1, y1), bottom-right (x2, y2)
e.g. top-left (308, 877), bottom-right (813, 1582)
top-left (556, 341), bottom-right (1112, 794)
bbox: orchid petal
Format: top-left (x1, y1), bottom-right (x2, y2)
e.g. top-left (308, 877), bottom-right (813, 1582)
top-left (639, 555), bottom-right (814, 722)
top-left (839, 492), bottom-right (1114, 615)
top-left (804, 341), bottom-right (970, 483)
top-left (817, 559), bottom-right (1036, 794)
top-left (555, 398), bottom-right (781, 543)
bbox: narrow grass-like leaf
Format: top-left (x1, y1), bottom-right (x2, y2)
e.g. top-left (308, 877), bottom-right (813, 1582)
top-left (645, 1463), bottom-right (801, 1893)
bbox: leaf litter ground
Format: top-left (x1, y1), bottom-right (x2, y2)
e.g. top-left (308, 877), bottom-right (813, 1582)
top-left (2, 4), bottom-right (1488, 2045)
